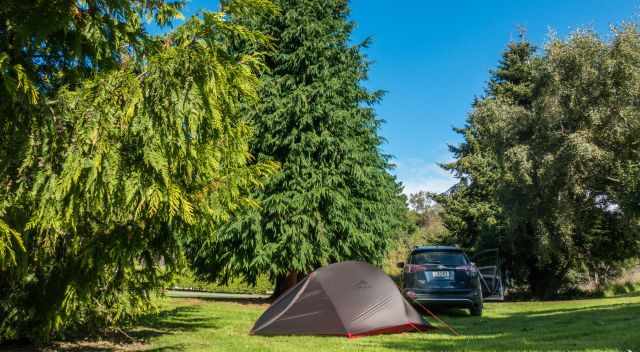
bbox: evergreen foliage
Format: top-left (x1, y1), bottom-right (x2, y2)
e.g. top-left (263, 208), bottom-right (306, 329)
top-left (385, 193), bottom-right (451, 277)
top-left (192, 0), bottom-right (407, 295)
top-left (437, 28), bottom-right (640, 298)
top-left (0, 0), bottom-right (277, 342)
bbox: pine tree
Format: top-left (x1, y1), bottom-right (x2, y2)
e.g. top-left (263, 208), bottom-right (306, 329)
top-left (436, 38), bottom-right (538, 262)
top-left (487, 36), bottom-right (537, 106)
top-left (193, 0), bottom-right (407, 296)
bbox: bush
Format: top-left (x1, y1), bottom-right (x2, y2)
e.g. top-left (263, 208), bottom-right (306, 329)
top-left (383, 204), bottom-right (452, 277)
top-left (604, 282), bottom-right (640, 297)
top-left (172, 270), bottom-right (273, 295)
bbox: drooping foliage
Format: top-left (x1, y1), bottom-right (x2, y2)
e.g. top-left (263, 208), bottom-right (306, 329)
top-left (0, 0), bottom-right (277, 342)
top-left (437, 28), bottom-right (640, 298)
top-left (191, 0), bottom-right (407, 296)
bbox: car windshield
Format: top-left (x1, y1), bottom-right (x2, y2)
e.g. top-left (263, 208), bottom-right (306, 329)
top-left (411, 251), bottom-right (467, 266)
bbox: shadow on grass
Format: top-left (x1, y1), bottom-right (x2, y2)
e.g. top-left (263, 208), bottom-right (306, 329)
top-left (129, 305), bottom-right (221, 341)
top-left (381, 302), bottom-right (640, 351)
top-left (12, 306), bottom-right (221, 352)
top-left (176, 296), bottom-right (271, 306)
top-left (615, 290), bottom-right (640, 298)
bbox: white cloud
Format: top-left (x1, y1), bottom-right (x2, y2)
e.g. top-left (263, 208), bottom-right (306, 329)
top-left (393, 158), bottom-right (458, 196)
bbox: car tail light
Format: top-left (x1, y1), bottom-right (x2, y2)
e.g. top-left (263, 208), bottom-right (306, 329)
top-left (404, 264), bottom-right (427, 273)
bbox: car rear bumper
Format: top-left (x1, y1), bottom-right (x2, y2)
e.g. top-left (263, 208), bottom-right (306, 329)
top-left (407, 291), bottom-right (481, 308)
top-left (414, 296), bottom-right (474, 307)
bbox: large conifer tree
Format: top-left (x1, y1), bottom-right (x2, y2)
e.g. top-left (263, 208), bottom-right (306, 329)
top-left (436, 38), bottom-right (538, 275)
top-left (195, 0), bottom-right (406, 295)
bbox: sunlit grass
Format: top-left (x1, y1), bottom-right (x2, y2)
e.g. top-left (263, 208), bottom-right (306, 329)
top-left (127, 293), bottom-right (640, 351)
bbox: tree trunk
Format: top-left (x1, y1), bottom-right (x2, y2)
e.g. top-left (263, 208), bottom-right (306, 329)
top-left (528, 265), bottom-right (566, 300)
top-left (271, 271), bottom-right (304, 300)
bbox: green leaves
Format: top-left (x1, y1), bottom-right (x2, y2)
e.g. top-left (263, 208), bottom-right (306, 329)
top-left (440, 26), bottom-right (640, 298)
top-left (1, 0), bottom-right (277, 342)
top-left (0, 53), bottom-right (39, 104)
top-left (0, 220), bottom-right (24, 270)
top-left (192, 0), bottom-right (406, 293)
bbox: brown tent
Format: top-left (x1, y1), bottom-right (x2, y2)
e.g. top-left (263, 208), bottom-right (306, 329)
top-left (251, 261), bottom-right (431, 337)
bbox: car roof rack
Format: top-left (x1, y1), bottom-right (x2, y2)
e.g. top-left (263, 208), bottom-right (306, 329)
top-left (412, 245), bottom-right (462, 251)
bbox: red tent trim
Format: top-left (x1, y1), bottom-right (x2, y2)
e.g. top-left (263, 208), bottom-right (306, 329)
top-left (346, 322), bottom-right (432, 339)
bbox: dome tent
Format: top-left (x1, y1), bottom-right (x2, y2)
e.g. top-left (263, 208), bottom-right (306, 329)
top-left (251, 261), bottom-right (431, 337)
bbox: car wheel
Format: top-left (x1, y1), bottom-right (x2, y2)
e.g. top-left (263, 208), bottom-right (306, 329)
top-left (469, 302), bottom-right (483, 316)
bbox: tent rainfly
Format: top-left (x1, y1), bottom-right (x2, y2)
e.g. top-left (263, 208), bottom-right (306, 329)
top-left (250, 261), bottom-right (431, 337)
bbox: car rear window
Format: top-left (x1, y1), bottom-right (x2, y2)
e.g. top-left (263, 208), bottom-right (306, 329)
top-left (410, 251), bottom-right (468, 266)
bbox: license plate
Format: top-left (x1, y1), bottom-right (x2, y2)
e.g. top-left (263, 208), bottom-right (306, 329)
top-left (431, 271), bottom-right (451, 279)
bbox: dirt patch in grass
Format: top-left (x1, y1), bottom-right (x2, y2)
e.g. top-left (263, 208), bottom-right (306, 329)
top-left (44, 339), bottom-right (147, 352)
top-left (3, 335), bottom-right (147, 352)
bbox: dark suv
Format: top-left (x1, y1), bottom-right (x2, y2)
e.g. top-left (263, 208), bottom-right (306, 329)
top-left (398, 246), bottom-right (484, 316)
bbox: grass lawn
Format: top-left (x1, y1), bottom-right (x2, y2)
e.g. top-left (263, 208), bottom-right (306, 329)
top-left (71, 293), bottom-right (640, 352)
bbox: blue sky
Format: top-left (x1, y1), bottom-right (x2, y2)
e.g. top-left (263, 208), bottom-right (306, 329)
top-left (156, 0), bottom-right (640, 195)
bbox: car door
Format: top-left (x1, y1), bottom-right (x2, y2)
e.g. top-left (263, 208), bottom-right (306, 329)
top-left (471, 249), bottom-right (504, 301)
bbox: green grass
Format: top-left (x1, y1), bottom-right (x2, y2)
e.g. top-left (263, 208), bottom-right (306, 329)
top-left (125, 293), bottom-right (640, 352)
